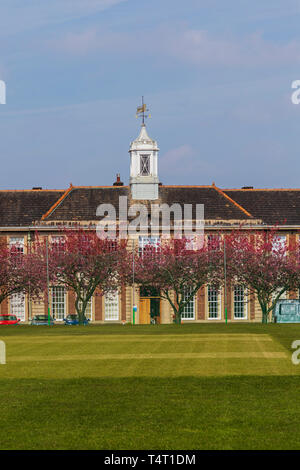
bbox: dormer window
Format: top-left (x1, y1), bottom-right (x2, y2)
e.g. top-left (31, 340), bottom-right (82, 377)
top-left (140, 154), bottom-right (150, 176)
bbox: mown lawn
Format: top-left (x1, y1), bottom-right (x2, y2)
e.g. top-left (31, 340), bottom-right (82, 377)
top-left (0, 323), bottom-right (299, 450)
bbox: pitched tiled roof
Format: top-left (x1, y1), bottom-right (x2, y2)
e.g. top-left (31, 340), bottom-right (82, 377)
top-left (158, 186), bottom-right (253, 221)
top-left (224, 189), bottom-right (300, 225)
top-left (0, 190), bottom-right (65, 226)
top-left (2, 184), bottom-right (300, 227)
top-left (43, 185), bottom-right (253, 222)
top-left (44, 186), bottom-right (130, 221)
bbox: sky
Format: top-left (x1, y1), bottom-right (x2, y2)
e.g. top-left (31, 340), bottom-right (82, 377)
top-left (1, 0), bottom-right (300, 189)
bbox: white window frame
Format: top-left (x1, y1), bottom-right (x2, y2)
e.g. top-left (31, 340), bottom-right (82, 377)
top-left (272, 235), bottom-right (287, 255)
top-left (140, 154), bottom-right (150, 176)
top-left (10, 292), bottom-right (25, 322)
top-left (51, 235), bottom-right (65, 254)
top-left (207, 285), bottom-right (221, 320)
top-left (138, 236), bottom-right (160, 256)
top-left (10, 237), bottom-right (24, 250)
top-left (181, 287), bottom-right (195, 320)
top-left (10, 237), bottom-right (24, 258)
top-left (51, 286), bottom-right (66, 320)
top-left (105, 291), bottom-right (119, 321)
top-left (233, 285), bottom-right (248, 320)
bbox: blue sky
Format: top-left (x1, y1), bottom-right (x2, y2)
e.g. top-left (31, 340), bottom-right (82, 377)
top-left (1, 0), bottom-right (300, 189)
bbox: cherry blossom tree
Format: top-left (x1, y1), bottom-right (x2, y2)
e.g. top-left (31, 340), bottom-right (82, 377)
top-left (45, 228), bottom-right (127, 324)
top-left (131, 236), bottom-right (223, 324)
top-left (0, 238), bottom-right (46, 308)
top-left (225, 229), bottom-right (298, 323)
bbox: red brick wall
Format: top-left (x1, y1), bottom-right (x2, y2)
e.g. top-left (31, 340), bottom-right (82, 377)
top-left (289, 234), bottom-right (298, 299)
top-left (1, 298), bottom-right (8, 314)
top-left (94, 289), bottom-right (103, 321)
top-left (68, 290), bottom-right (76, 314)
top-left (197, 286), bottom-right (205, 320)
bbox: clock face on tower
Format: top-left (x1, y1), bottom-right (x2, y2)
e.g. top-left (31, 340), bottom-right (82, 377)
top-left (140, 154), bottom-right (150, 176)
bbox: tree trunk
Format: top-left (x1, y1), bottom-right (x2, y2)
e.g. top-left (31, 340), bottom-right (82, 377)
top-left (261, 307), bottom-right (268, 324)
top-left (75, 296), bottom-right (87, 325)
top-left (174, 311), bottom-right (181, 324)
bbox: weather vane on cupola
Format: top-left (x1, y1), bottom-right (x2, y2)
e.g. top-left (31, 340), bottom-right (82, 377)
top-left (136, 96), bottom-right (151, 125)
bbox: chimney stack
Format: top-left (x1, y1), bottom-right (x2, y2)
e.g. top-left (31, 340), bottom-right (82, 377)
top-left (113, 173), bottom-right (124, 186)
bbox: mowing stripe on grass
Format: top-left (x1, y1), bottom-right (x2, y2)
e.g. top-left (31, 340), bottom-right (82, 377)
top-left (8, 351), bottom-right (288, 361)
top-left (4, 333), bottom-right (274, 343)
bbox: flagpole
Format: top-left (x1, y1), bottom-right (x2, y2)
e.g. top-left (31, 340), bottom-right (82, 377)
top-left (132, 239), bottom-right (136, 325)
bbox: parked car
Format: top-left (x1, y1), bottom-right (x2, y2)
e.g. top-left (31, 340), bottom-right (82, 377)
top-left (31, 315), bottom-right (55, 325)
top-left (273, 299), bottom-right (300, 323)
top-left (64, 314), bottom-right (89, 325)
top-left (0, 314), bottom-right (20, 325)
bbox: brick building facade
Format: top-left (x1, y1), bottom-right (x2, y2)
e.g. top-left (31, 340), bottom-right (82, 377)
top-left (0, 124), bottom-right (299, 323)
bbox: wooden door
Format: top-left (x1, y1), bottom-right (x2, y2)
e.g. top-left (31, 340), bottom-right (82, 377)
top-left (139, 299), bottom-right (150, 324)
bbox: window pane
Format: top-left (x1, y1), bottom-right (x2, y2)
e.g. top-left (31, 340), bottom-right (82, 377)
top-left (140, 155), bottom-right (150, 175)
top-left (208, 285), bottom-right (220, 319)
top-left (10, 293), bottom-right (25, 321)
top-left (52, 287), bottom-right (66, 320)
top-left (181, 287), bottom-right (195, 320)
top-left (10, 237), bottom-right (24, 264)
top-left (105, 291), bottom-right (119, 321)
top-left (272, 235), bottom-right (286, 254)
top-left (138, 236), bottom-right (160, 256)
top-left (234, 285), bottom-right (247, 319)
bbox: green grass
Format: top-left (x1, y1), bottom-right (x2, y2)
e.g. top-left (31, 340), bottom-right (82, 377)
top-left (0, 323), bottom-right (300, 449)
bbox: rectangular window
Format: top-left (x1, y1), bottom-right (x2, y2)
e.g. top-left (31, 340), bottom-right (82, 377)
top-left (234, 285), bottom-right (247, 319)
top-left (181, 287), bottom-right (195, 320)
top-left (272, 235), bottom-right (286, 255)
top-left (208, 285), bottom-right (221, 319)
top-left (51, 235), bottom-right (65, 254)
top-left (51, 286), bottom-right (66, 320)
top-left (10, 292), bottom-right (25, 322)
top-left (105, 291), bottom-right (119, 321)
top-left (140, 155), bottom-right (150, 176)
top-left (10, 237), bottom-right (24, 268)
top-left (138, 236), bottom-right (160, 256)
top-left (10, 237), bottom-right (24, 251)
top-left (10, 237), bottom-right (24, 264)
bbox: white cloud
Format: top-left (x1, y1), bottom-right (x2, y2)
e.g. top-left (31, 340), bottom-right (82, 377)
top-left (47, 24), bottom-right (300, 68)
top-left (0, 0), bottom-right (127, 36)
top-left (165, 29), bottom-right (300, 67)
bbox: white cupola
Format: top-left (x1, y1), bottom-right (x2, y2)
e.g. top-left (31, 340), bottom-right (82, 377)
top-left (129, 123), bottom-right (159, 200)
